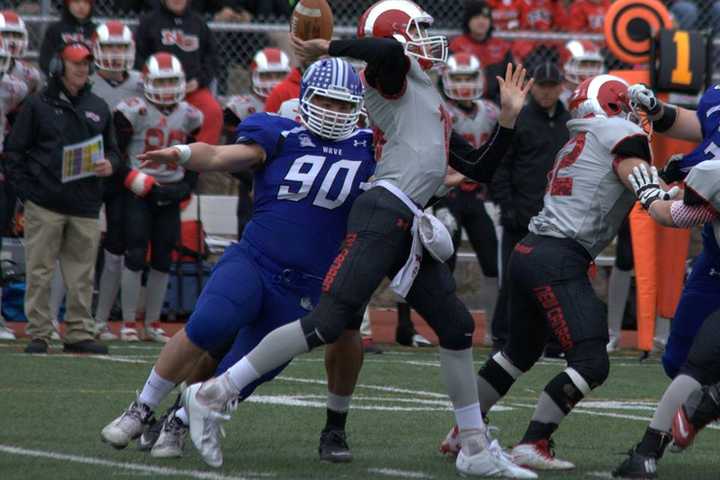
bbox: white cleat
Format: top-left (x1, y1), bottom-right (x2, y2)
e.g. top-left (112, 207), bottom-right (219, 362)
top-left (96, 324), bottom-right (118, 341)
top-left (183, 377), bottom-right (237, 468)
top-left (511, 440), bottom-right (575, 470)
top-left (143, 326), bottom-right (169, 344)
top-left (120, 327), bottom-right (140, 342)
top-left (456, 437), bottom-right (537, 478)
top-left (440, 425), bottom-right (461, 456)
top-left (606, 335), bottom-right (620, 353)
top-left (151, 411), bottom-right (188, 458)
top-left (0, 323), bottom-right (16, 340)
top-left (101, 399), bottom-right (154, 449)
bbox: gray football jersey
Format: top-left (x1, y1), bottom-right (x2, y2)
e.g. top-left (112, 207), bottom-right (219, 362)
top-left (445, 99), bottom-right (499, 148)
top-left (685, 159), bottom-right (720, 240)
top-left (529, 116), bottom-right (648, 257)
top-left (225, 94), bottom-right (265, 122)
top-left (90, 70), bottom-right (143, 110)
top-left (364, 57), bottom-right (450, 206)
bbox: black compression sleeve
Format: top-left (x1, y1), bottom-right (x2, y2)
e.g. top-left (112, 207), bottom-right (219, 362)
top-left (612, 134), bottom-right (652, 163)
top-left (448, 126), bottom-right (515, 183)
top-left (328, 38), bottom-right (410, 97)
top-left (653, 104), bottom-right (677, 133)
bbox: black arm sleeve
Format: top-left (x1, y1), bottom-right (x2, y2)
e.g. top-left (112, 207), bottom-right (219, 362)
top-left (612, 134), bottom-right (652, 163)
top-left (490, 148), bottom-right (514, 208)
top-left (328, 38), bottom-right (410, 98)
top-left (448, 125), bottom-right (515, 183)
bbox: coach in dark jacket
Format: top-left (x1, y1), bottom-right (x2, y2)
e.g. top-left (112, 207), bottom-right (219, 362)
top-left (490, 62), bottom-right (571, 349)
top-left (134, 0), bottom-right (223, 144)
top-left (5, 42), bottom-right (120, 355)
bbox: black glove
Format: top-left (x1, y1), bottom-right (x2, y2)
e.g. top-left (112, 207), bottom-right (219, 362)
top-left (658, 154), bottom-right (688, 184)
top-left (149, 182), bottom-right (191, 207)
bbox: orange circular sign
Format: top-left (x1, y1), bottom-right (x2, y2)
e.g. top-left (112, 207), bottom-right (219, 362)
top-left (604, 0), bottom-right (673, 64)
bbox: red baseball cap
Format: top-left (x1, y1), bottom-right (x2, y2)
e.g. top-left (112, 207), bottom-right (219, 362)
top-left (61, 42), bottom-right (92, 62)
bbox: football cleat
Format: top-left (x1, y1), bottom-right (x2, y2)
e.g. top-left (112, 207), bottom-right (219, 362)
top-left (511, 440), bottom-right (575, 470)
top-left (101, 399), bottom-right (154, 449)
top-left (612, 448), bottom-right (658, 479)
top-left (96, 324), bottom-right (118, 341)
top-left (120, 327), bottom-right (140, 342)
top-left (456, 435), bottom-right (537, 478)
top-left (0, 321), bottom-right (16, 340)
top-left (143, 326), bottom-right (169, 343)
top-left (183, 377), bottom-right (237, 468)
top-left (607, 335), bottom-right (620, 353)
top-left (319, 428), bottom-right (352, 463)
top-left (137, 415), bottom-right (161, 451)
top-left (440, 425), bottom-right (461, 456)
top-left (151, 410), bottom-right (188, 458)
top-left (672, 383), bottom-right (720, 451)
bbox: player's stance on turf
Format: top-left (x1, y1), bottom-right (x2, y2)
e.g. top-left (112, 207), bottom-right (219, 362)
top-left (611, 83), bottom-right (720, 479)
top-left (180, 1), bottom-right (535, 477)
top-left (441, 74), bottom-right (680, 471)
top-left (100, 57), bottom-right (374, 461)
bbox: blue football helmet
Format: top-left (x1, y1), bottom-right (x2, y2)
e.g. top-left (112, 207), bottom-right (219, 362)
top-left (299, 57), bottom-right (364, 140)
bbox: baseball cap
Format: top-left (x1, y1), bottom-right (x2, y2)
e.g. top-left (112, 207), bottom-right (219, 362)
top-left (532, 62), bottom-right (563, 85)
top-left (61, 42), bottom-right (93, 62)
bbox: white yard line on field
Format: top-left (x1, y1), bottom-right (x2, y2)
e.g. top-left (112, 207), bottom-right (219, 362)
top-left (0, 444), bottom-right (268, 480)
top-left (277, 375), bottom-right (449, 398)
top-left (367, 468), bottom-right (434, 479)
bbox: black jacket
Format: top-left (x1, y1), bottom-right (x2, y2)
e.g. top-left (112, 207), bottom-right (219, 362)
top-left (39, 6), bottom-right (97, 75)
top-left (114, 0), bottom-right (226, 15)
top-left (4, 77), bottom-right (121, 218)
top-left (135, 3), bottom-right (219, 88)
top-left (491, 96), bottom-right (571, 232)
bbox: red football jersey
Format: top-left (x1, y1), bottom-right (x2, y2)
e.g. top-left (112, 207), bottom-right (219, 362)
top-left (567, 0), bottom-right (610, 32)
top-left (487, 0), bottom-right (521, 30)
top-left (449, 35), bottom-right (512, 68)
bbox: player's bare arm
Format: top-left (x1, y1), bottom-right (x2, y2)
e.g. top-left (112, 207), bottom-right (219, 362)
top-left (628, 84), bottom-right (702, 142)
top-left (497, 62), bottom-right (534, 128)
top-left (138, 143), bottom-right (266, 173)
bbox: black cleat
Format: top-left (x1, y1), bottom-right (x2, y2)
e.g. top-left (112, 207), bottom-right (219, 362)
top-left (137, 414), bottom-right (162, 451)
top-left (63, 339), bottom-right (108, 354)
top-left (319, 428), bottom-right (352, 463)
top-left (612, 448), bottom-right (658, 479)
top-left (24, 339), bottom-right (49, 354)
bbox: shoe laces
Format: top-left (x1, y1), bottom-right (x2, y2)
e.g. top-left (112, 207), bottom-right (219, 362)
top-left (487, 438), bottom-right (514, 464)
top-left (164, 413), bottom-right (188, 436)
top-left (322, 429), bottom-right (349, 448)
top-left (125, 401), bottom-right (152, 424)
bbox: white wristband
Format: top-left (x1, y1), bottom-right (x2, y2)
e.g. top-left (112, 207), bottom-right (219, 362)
top-left (175, 144), bottom-right (192, 165)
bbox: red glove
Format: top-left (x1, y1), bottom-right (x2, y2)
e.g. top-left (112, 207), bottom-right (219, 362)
top-left (124, 169), bottom-right (157, 197)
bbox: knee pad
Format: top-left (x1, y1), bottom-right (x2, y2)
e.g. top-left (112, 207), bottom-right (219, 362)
top-left (124, 247), bottom-right (146, 272)
top-left (567, 343), bottom-right (610, 389)
top-left (544, 370), bottom-right (590, 414)
top-left (479, 352), bottom-right (523, 398)
top-left (300, 295), bottom-right (355, 348)
top-left (434, 298), bottom-right (475, 350)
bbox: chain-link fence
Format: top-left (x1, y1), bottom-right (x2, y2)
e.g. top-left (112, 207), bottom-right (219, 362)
top-left (10, 0), bottom-right (720, 96)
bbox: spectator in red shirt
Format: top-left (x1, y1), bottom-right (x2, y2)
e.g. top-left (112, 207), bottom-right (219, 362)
top-left (513, 0), bottom-right (562, 62)
top-left (567, 0), bottom-right (610, 32)
top-left (487, 0), bottom-right (520, 30)
top-left (263, 66), bottom-right (301, 113)
top-left (449, 0), bottom-right (513, 103)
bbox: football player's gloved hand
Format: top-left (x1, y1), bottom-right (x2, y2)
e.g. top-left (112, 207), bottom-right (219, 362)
top-left (658, 154), bottom-right (688, 184)
top-left (150, 182), bottom-right (191, 207)
top-left (628, 84), bottom-right (662, 119)
top-left (434, 207), bottom-right (458, 235)
top-left (629, 164), bottom-right (680, 209)
top-left (124, 169), bottom-right (157, 197)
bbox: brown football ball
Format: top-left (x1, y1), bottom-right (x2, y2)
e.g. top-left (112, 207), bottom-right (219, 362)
top-left (290, 0), bottom-right (334, 41)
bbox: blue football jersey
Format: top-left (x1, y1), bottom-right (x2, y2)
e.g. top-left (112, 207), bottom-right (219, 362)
top-left (680, 85), bottom-right (720, 170)
top-left (236, 113), bottom-right (375, 277)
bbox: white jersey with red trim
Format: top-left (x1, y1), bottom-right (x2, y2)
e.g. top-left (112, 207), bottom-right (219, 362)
top-left (225, 94), bottom-right (265, 122)
top-left (90, 70), bottom-right (143, 109)
top-left (9, 60), bottom-right (42, 95)
top-left (116, 96), bottom-right (203, 183)
top-left (364, 57), bottom-right (450, 206)
top-left (0, 73), bottom-right (28, 153)
top-left (445, 99), bottom-right (499, 148)
top-left (529, 115), bottom-right (648, 257)
top-left (277, 97), bottom-right (300, 123)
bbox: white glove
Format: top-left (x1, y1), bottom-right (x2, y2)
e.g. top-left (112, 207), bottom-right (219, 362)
top-left (434, 207), bottom-right (458, 235)
top-left (628, 164), bottom-right (680, 209)
top-left (628, 84), bottom-right (661, 118)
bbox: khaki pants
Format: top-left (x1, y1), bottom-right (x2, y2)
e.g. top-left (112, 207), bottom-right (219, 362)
top-left (24, 201), bottom-right (100, 343)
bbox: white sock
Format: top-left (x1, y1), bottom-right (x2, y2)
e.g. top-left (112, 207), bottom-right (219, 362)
top-left (454, 402), bottom-right (484, 431)
top-left (96, 251), bottom-right (123, 325)
top-left (138, 368), bottom-right (175, 409)
top-left (144, 269), bottom-right (169, 324)
top-left (225, 357), bottom-right (260, 394)
top-left (121, 268), bottom-right (142, 324)
top-left (175, 406), bottom-right (189, 425)
top-left (327, 392), bottom-right (351, 413)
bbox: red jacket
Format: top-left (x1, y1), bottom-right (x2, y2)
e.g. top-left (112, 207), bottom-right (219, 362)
top-left (264, 68), bottom-right (302, 113)
top-left (567, 0), bottom-right (610, 32)
top-left (488, 0), bottom-right (521, 30)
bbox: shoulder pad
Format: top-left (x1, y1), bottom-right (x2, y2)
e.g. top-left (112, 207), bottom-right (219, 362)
top-left (594, 116), bottom-right (646, 151)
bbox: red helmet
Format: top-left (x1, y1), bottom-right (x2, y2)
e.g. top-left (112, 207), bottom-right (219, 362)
top-left (563, 40), bottom-right (605, 87)
top-left (443, 53), bottom-right (484, 100)
top-left (357, 0), bottom-right (447, 69)
top-left (93, 21), bottom-right (135, 72)
top-left (0, 10), bottom-right (28, 58)
top-left (250, 48), bottom-right (290, 98)
top-left (569, 74), bottom-right (631, 119)
top-left (143, 53), bottom-right (186, 106)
